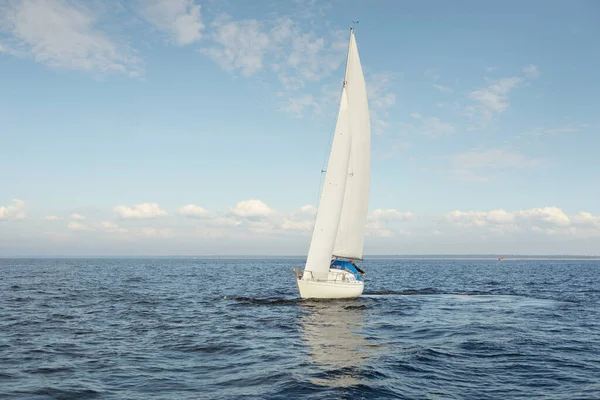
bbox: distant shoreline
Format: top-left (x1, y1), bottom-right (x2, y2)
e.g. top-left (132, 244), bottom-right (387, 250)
top-left (1, 255), bottom-right (599, 260)
top-left (363, 257), bottom-right (600, 261)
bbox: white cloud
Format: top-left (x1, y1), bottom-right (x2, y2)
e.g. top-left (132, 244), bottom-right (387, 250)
top-left (0, 0), bottom-right (141, 76)
top-left (517, 207), bottom-right (570, 226)
top-left (523, 64), bottom-right (540, 79)
top-left (572, 212), bottom-right (600, 228)
top-left (68, 221), bottom-right (91, 231)
top-left (444, 207), bottom-right (598, 235)
top-left (280, 204), bottom-right (317, 232)
top-left (279, 94), bottom-right (318, 118)
top-left (299, 204), bottom-right (317, 216)
top-left (69, 213), bottom-right (85, 221)
top-left (366, 221), bottom-right (411, 238)
top-left (177, 204), bottom-right (212, 218)
top-left (291, 0), bottom-right (332, 19)
top-left (100, 221), bottom-right (117, 229)
top-left (365, 208), bottom-right (413, 237)
top-left (447, 210), bottom-right (502, 228)
top-left (468, 77), bottom-right (521, 118)
top-left (100, 221), bottom-right (128, 234)
top-left (173, 201), bottom-right (316, 236)
top-left (209, 217), bottom-right (242, 228)
top-left (199, 14), bottom-right (393, 127)
top-left (367, 73), bottom-right (397, 134)
top-left (466, 66), bottom-right (540, 125)
top-left (202, 16), bottom-right (347, 88)
top-left (486, 209), bottom-right (516, 224)
top-left (279, 58), bottom-right (396, 134)
top-left (276, 23), bottom-right (346, 89)
top-left (137, 227), bottom-right (174, 237)
top-left (230, 199), bottom-right (273, 219)
top-left (410, 113), bottom-right (422, 119)
top-left (44, 215), bottom-right (61, 221)
top-left (278, 80), bottom-right (340, 118)
top-left (0, 40), bottom-right (21, 56)
top-left (114, 203), bottom-right (168, 219)
top-left (201, 15), bottom-right (272, 77)
top-left (365, 223), bottom-right (394, 238)
top-left (140, 0), bottom-right (204, 46)
top-left (0, 199), bottom-right (26, 220)
top-left (432, 84), bottom-right (452, 92)
top-left (281, 218), bottom-right (314, 232)
top-left (7, 199), bottom-right (600, 254)
top-left (370, 209), bottom-right (413, 221)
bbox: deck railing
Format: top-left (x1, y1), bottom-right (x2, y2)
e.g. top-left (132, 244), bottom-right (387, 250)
top-left (292, 268), bottom-right (357, 283)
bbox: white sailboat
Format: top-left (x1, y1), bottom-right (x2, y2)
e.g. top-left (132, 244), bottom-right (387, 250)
top-left (293, 28), bottom-right (370, 299)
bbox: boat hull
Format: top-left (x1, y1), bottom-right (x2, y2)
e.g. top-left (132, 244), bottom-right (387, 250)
top-left (293, 269), bottom-right (364, 299)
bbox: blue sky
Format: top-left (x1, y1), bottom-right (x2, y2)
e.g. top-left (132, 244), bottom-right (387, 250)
top-left (1, 0), bottom-right (599, 255)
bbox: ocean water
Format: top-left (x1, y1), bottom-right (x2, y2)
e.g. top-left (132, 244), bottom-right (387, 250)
top-left (1, 258), bottom-right (599, 399)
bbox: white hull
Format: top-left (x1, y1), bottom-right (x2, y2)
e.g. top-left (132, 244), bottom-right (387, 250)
top-left (295, 30), bottom-right (370, 301)
top-left (294, 268), bottom-right (364, 299)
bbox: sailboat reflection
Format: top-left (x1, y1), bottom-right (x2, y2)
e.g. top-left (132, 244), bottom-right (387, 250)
top-left (299, 299), bottom-right (375, 387)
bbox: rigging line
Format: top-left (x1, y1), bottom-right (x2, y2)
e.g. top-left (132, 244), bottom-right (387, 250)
top-left (314, 110), bottom-right (338, 213)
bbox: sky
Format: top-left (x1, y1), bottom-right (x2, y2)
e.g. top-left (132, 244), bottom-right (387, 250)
top-left (1, 0), bottom-right (599, 256)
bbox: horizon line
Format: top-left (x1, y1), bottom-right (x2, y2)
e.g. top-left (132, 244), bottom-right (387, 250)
top-left (1, 254), bottom-right (599, 260)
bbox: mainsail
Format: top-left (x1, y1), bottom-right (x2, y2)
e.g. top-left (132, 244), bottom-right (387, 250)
top-left (303, 29), bottom-right (371, 279)
top-left (333, 31), bottom-right (371, 260)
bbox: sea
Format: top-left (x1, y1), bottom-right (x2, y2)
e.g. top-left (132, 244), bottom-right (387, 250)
top-left (1, 257), bottom-right (599, 399)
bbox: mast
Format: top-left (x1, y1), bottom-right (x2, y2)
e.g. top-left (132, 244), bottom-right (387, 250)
top-left (302, 31), bottom-right (355, 280)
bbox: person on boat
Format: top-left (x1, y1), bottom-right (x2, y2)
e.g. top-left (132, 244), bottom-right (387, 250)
top-left (349, 259), bottom-right (366, 275)
top-left (330, 258), bottom-right (365, 280)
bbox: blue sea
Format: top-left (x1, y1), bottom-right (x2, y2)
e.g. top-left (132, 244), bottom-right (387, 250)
top-left (1, 258), bottom-right (599, 399)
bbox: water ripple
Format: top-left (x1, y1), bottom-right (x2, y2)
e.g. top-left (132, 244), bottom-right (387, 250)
top-left (0, 258), bottom-right (599, 399)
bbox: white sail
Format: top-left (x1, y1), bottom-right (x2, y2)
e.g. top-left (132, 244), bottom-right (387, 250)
top-left (333, 30), bottom-right (371, 260)
top-left (295, 29), bottom-right (368, 299)
top-left (303, 86), bottom-right (351, 280)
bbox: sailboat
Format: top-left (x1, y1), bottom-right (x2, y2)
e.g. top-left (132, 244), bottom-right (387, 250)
top-left (293, 28), bottom-right (370, 299)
